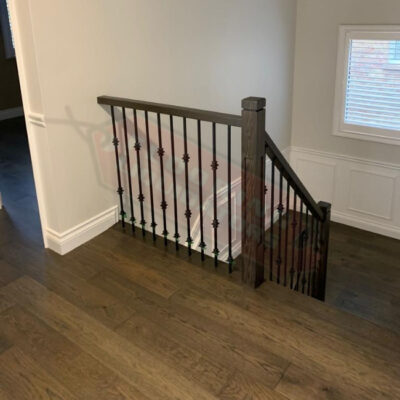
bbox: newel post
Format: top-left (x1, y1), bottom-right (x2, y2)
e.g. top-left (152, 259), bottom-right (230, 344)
top-left (316, 201), bottom-right (331, 301)
top-left (241, 97), bottom-right (266, 288)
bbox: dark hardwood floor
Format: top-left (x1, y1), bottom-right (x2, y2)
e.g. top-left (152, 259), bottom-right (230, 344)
top-left (0, 117), bottom-right (399, 399)
top-left (326, 222), bottom-right (400, 334)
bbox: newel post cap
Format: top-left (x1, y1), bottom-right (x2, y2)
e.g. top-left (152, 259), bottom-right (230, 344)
top-left (242, 97), bottom-right (266, 111)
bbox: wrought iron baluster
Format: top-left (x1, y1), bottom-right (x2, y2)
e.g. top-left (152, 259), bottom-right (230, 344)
top-left (122, 108), bottom-right (135, 233)
top-left (197, 120), bottom-right (205, 260)
top-left (284, 181), bottom-right (290, 287)
top-left (157, 113), bottom-right (168, 245)
top-left (211, 122), bottom-right (219, 267)
top-left (308, 215), bottom-right (315, 296)
top-left (277, 171), bottom-right (284, 284)
top-left (145, 111), bottom-right (156, 240)
top-left (302, 209), bottom-right (309, 294)
top-left (269, 159), bottom-right (275, 281)
top-left (182, 117), bottom-right (192, 255)
top-left (295, 200), bottom-right (304, 291)
top-left (111, 106), bottom-right (126, 227)
top-left (312, 221), bottom-right (320, 298)
top-left (290, 193), bottom-right (297, 290)
top-left (170, 115), bottom-right (180, 250)
top-left (133, 109), bottom-right (146, 236)
top-left (227, 125), bottom-right (233, 272)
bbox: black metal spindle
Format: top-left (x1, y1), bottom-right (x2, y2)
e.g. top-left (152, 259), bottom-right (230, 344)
top-left (111, 106), bottom-right (126, 227)
top-left (157, 113), bottom-right (168, 245)
top-left (269, 160), bottom-right (275, 281)
top-left (290, 193), bottom-right (297, 290)
top-left (312, 221), bottom-right (320, 298)
top-left (144, 111), bottom-right (156, 241)
top-left (133, 109), bottom-right (146, 236)
top-left (295, 200), bottom-right (304, 291)
top-left (277, 171), bottom-right (284, 284)
top-left (197, 120), bottom-right (205, 260)
top-left (211, 122), bottom-right (219, 267)
top-left (307, 215), bottom-right (315, 296)
top-left (302, 209), bottom-right (309, 294)
top-left (170, 115), bottom-right (180, 250)
top-left (227, 125), bottom-right (233, 273)
top-left (284, 181), bottom-right (290, 287)
top-left (182, 117), bottom-right (192, 255)
top-left (122, 108), bottom-right (135, 233)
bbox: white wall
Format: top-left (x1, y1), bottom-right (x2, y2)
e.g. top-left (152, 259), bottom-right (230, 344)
top-left (13, 0), bottom-right (297, 253)
top-left (290, 0), bottom-right (400, 239)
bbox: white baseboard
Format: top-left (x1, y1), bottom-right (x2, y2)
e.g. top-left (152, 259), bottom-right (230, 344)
top-left (0, 107), bottom-right (24, 121)
top-left (331, 210), bottom-right (400, 241)
top-left (289, 146), bottom-right (400, 240)
top-left (46, 206), bottom-right (119, 255)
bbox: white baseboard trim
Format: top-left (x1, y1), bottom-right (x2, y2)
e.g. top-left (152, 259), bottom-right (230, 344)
top-left (0, 107), bottom-right (24, 121)
top-left (46, 205), bottom-right (119, 255)
top-left (332, 210), bottom-right (400, 241)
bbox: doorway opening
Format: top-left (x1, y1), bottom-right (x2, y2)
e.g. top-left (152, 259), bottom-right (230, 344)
top-left (0, 0), bottom-right (43, 247)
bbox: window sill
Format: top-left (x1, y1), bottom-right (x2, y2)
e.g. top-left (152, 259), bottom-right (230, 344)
top-left (333, 127), bottom-right (400, 146)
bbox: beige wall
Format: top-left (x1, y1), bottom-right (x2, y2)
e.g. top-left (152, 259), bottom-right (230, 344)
top-left (291, 0), bottom-right (400, 164)
top-left (17, 0), bottom-right (297, 236)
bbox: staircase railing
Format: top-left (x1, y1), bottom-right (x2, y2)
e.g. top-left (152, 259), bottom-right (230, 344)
top-left (98, 95), bottom-right (331, 301)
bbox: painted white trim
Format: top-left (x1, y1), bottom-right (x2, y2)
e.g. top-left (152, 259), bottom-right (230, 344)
top-left (27, 112), bottom-right (45, 127)
top-left (0, 106), bottom-right (24, 121)
top-left (333, 25), bottom-right (400, 146)
top-left (289, 146), bottom-right (400, 171)
top-left (46, 206), bottom-right (119, 255)
top-left (332, 210), bottom-right (400, 241)
top-left (289, 146), bottom-right (400, 240)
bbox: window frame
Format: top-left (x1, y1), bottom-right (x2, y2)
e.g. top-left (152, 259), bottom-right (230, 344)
top-left (0, 0), bottom-right (14, 59)
top-left (333, 25), bottom-right (400, 146)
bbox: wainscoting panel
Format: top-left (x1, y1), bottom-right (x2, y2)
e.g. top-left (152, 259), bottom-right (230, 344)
top-left (290, 147), bottom-right (400, 240)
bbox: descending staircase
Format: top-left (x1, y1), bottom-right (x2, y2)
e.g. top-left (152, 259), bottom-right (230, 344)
top-left (98, 95), bottom-right (331, 301)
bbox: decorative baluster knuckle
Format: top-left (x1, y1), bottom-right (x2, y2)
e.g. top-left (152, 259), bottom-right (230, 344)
top-left (185, 209), bottom-right (192, 219)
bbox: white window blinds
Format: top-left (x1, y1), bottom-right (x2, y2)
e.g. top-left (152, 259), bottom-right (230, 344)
top-left (344, 40), bottom-right (400, 132)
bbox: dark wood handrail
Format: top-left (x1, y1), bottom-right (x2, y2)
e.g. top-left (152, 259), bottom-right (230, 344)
top-left (264, 131), bottom-right (324, 221)
top-left (97, 96), bottom-right (243, 127)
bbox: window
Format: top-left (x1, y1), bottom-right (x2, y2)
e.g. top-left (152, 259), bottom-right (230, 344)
top-left (0, 0), bottom-right (14, 59)
top-left (333, 26), bottom-right (400, 145)
top-left (389, 41), bottom-right (400, 64)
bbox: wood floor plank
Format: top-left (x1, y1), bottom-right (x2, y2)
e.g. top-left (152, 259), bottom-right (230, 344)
top-left (89, 268), bottom-right (289, 388)
top-left (0, 259), bottom-right (21, 288)
top-left (169, 286), bottom-right (400, 398)
top-left (0, 347), bottom-right (76, 400)
top-left (219, 371), bottom-right (289, 400)
top-left (40, 266), bottom-right (135, 329)
top-left (0, 305), bottom-right (150, 400)
top-left (0, 293), bottom-right (13, 314)
top-left (116, 313), bottom-right (232, 396)
top-left (275, 363), bottom-right (393, 400)
top-left (1, 276), bottom-right (219, 400)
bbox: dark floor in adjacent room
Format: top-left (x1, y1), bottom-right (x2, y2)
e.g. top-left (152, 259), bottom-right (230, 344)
top-left (0, 117), bottom-right (43, 247)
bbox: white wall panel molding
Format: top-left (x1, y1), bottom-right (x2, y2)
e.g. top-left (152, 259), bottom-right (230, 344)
top-left (289, 146), bottom-right (400, 240)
